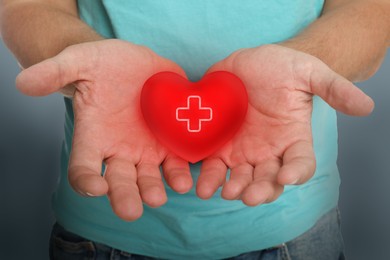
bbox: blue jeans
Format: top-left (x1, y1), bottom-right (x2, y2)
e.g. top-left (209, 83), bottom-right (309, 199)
top-left (49, 208), bottom-right (345, 260)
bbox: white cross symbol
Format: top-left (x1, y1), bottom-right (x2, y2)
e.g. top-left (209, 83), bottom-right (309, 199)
top-left (176, 95), bottom-right (213, 133)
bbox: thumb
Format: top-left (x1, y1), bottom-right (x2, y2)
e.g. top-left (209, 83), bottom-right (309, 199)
top-left (16, 46), bottom-right (85, 97)
top-left (205, 62), bottom-right (226, 75)
top-left (205, 56), bottom-right (237, 76)
top-left (205, 49), bottom-right (246, 75)
top-left (308, 61), bottom-right (374, 116)
top-left (155, 56), bottom-right (188, 80)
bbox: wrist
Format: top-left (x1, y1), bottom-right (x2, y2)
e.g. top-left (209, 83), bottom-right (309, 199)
top-left (1, 1), bottom-right (105, 68)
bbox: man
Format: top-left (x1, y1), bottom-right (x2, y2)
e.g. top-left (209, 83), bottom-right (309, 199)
top-left (1, 0), bottom-right (388, 259)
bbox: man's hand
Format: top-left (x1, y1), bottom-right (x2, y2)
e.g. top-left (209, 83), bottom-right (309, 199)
top-left (196, 45), bottom-right (374, 205)
top-left (16, 39), bottom-right (193, 221)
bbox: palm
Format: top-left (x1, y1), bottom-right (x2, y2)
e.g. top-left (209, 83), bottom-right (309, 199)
top-left (230, 99), bottom-right (312, 171)
top-left (197, 45), bottom-right (374, 205)
top-left (16, 39), bottom-right (193, 220)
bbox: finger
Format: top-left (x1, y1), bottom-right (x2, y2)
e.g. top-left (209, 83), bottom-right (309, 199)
top-left (104, 158), bottom-right (143, 221)
top-left (162, 154), bottom-right (193, 194)
top-left (277, 140), bottom-right (316, 185)
top-left (136, 45), bottom-right (188, 79)
top-left (205, 49), bottom-right (246, 75)
top-left (241, 160), bottom-right (283, 206)
top-left (155, 56), bottom-right (188, 80)
top-left (16, 47), bottom-right (84, 96)
top-left (242, 181), bottom-right (284, 206)
top-left (205, 62), bottom-right (226, 75)
top-left (68, 141), bottom-right (108, 197)
top-left (221, 164), bottom-right (254, 200)
top-left (197, 158), bottom-right (227, 200)
top-left (308, 60), bottom-right (374, 116)
top-left (137, 162), bottom-right (167, 208)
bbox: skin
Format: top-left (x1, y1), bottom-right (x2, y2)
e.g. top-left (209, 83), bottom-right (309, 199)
top-left (1, 0), bottom-right (389, 220)
top-left (13, 40), bottom-right (194, 221)
top-left (196, 45), bottom-right (374, 205)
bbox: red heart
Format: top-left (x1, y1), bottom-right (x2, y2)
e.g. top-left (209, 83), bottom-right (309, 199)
top-left (141, 71), bottom-right (248, 163)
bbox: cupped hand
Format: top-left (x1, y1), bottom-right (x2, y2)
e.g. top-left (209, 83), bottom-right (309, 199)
top-left (16, 39), bottom-right (193, 220)
top-left (197, 44), bottom-right (374, 205)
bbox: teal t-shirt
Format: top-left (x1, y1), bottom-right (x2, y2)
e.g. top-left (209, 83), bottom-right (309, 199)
top-left (52, 1), bottom-right (340, 259)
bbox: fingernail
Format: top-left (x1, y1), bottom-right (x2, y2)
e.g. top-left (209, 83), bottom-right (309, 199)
top-left (76, 189), bottom-right (87, 196)
top-left (290, 178), bottom-right (300, 185)
top-left (76, 189), bottom-right (95, 197)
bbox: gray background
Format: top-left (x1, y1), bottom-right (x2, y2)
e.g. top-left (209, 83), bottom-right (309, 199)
top-left (0, 40), bottom-right (389, 260)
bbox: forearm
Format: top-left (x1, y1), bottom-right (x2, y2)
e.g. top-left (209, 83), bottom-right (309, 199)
top-left (281, 0), bottom-right (390, 82)
top-left (0, 1), bottom-right (103, 68)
